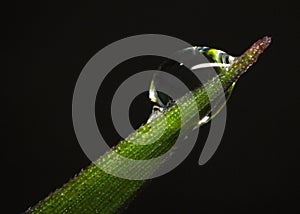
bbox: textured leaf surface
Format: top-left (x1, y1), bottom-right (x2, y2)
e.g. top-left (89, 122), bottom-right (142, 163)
top-left (27, 37), bottom-right (271, 214)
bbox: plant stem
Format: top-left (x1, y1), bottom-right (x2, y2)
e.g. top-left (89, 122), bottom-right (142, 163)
top-left (27, 37), bottom-right (271, 214)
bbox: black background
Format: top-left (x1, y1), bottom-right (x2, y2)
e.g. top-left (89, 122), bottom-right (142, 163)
top-left (6, 1), bottom-right (300, 213)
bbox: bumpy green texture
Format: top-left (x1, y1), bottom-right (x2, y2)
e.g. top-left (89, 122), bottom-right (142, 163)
top-left (27, 37), bottom-right (271, 213)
